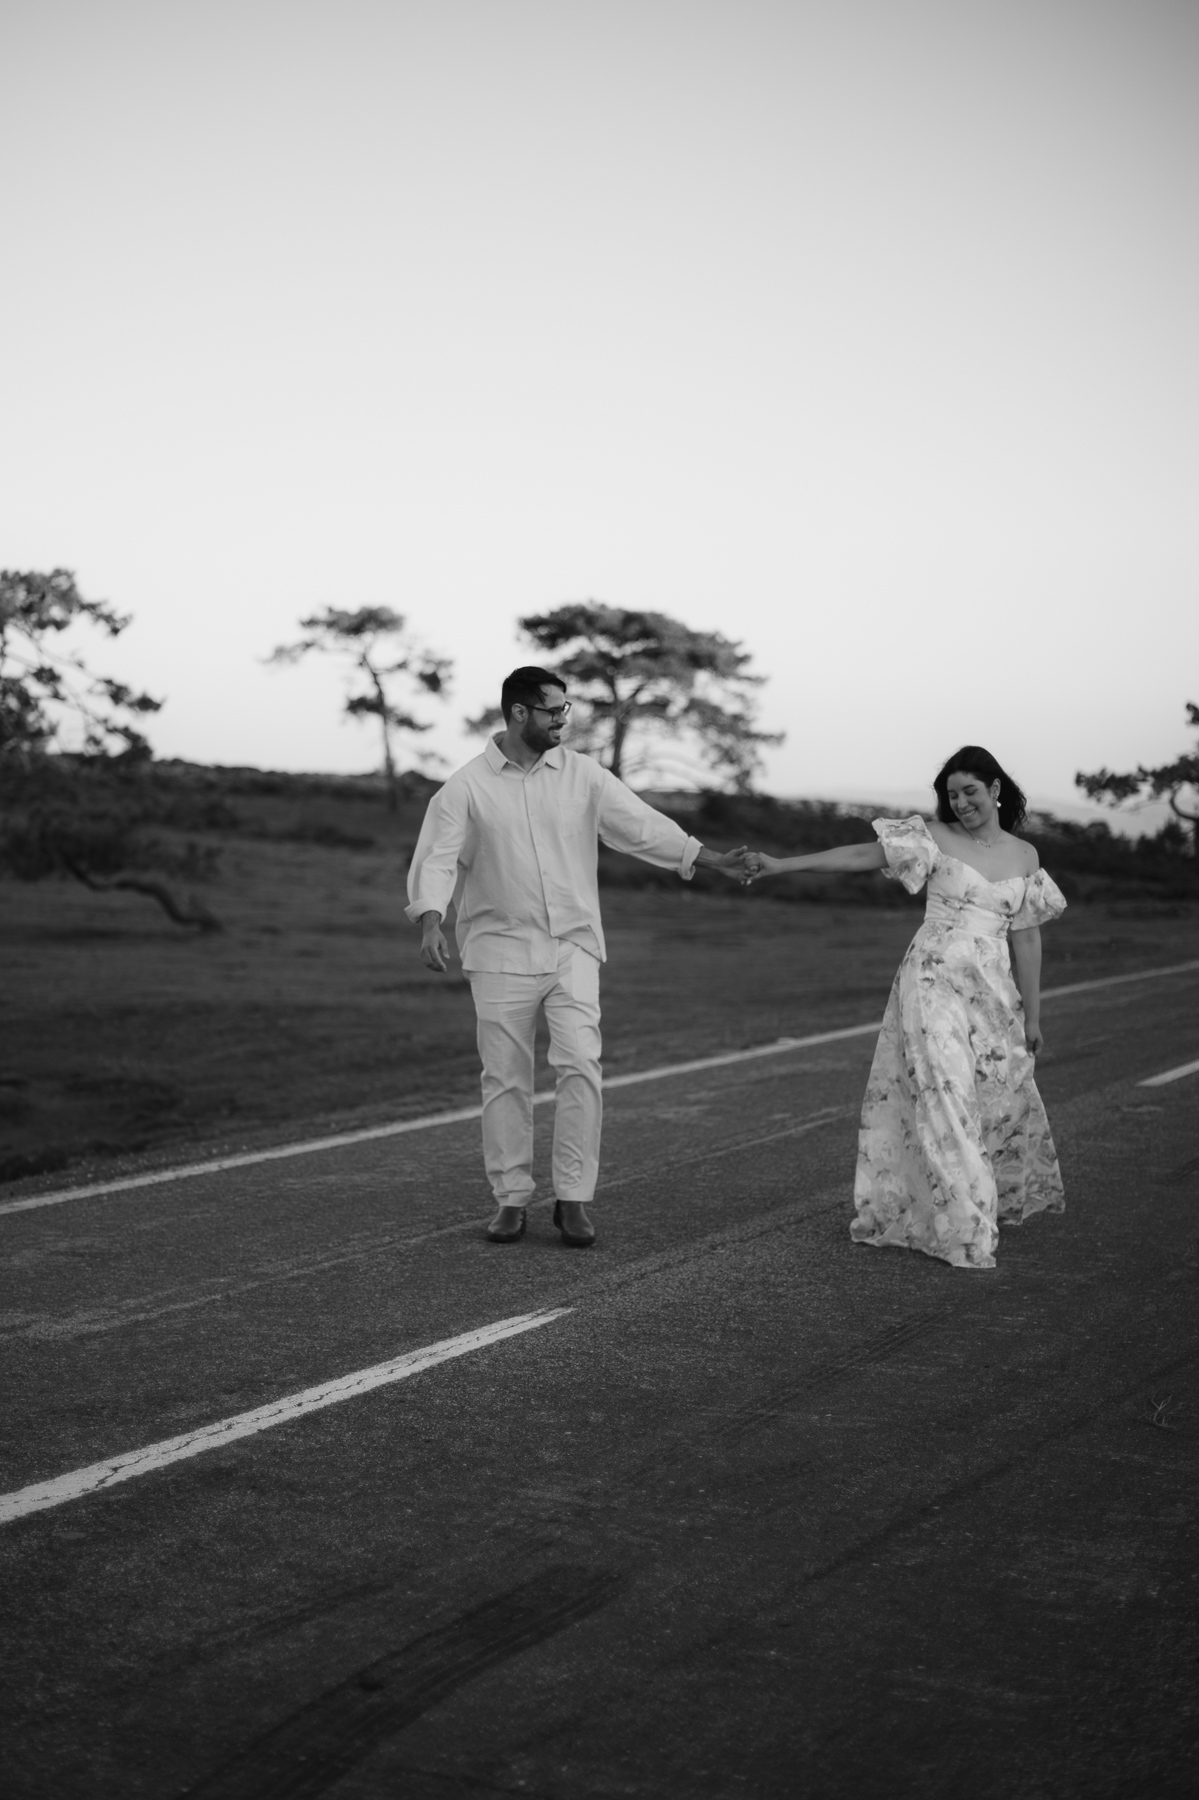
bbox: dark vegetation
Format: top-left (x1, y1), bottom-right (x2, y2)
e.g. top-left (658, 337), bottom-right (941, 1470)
top-left (2, 756), bottom-right (1196, 1189)
top-left (1077, 699), bottom-right (1199, 848)
top-left (4, 754), bottom-right (1195, 922)
top-left (0, 567), bottom-right (161, 760)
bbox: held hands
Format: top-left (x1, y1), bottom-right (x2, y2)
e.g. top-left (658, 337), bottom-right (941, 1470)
top-left (698, 844), bottom-right (755, 879)
top-left (707, 847), bottom-right (781, 887)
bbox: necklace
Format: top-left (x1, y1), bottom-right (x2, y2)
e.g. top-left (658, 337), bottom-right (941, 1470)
top-left (962, 824), bottom-right (1002, 849)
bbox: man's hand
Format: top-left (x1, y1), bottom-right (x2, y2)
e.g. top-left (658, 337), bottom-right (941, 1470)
top-left (420, 912), bottom-right (450, 973)
top-left (695, 844), bottom-right (752, 880)
top-left (1025, 1022), bottom-right (1044, 1056)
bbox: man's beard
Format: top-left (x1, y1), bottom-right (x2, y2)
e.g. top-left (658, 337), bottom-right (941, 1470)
top-left (521, 720), bottom-right (558, 755)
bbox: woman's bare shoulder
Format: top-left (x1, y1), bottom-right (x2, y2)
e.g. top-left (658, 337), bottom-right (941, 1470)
top-left (1009, 832), bottom-right (1040, 872)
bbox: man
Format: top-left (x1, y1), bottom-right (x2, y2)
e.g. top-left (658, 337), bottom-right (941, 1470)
top-left (407, 665), bottom-right (749, 1246)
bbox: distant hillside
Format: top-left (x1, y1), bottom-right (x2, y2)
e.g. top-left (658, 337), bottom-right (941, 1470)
top-left (2, 757), bottom-right (1195, 909)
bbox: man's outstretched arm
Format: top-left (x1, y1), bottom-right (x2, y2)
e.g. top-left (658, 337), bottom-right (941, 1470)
top-left (595, 770), bottom-right (748, 880)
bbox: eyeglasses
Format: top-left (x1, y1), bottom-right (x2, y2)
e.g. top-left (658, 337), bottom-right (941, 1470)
top-left (529, 702), bottom-right (571, 722)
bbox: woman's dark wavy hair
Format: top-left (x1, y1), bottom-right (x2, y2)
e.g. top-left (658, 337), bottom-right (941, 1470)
top-left (933, 746), bottom-right (1028, 833)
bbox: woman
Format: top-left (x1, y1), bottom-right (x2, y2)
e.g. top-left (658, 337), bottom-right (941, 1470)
top-left (747, 747), bottom-right (1066, 1270)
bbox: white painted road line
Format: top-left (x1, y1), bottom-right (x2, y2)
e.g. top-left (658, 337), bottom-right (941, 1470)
top-left (0, 1308), bottom-right (571, 1527)
top-left (0, 1105), bottom-right (486, 1218)
top-left (601, 1022), bottom-right (880, 1090)
top-left (1138, 1057), bottom-right (1199, 1088)
top-left (0, 1024), bottom-right (882, 1216)
top-left (5, 958), bottom-right (1198, 1219)
top-left (0, 1101), bottom-right (486, 1216)
top-left (1038, 959), bottom-right (1199, 1003)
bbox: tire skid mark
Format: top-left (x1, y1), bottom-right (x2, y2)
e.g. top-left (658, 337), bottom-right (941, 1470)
top-left (792, 1345), bottom-right (1199, 1592)
top-left (182, 1565), bottom-right (623, 1800)
top-left (0, 1220), bottom-right (482, 1344)
top-left (143, 1575), bottom-right (408, 1692)
top-left (625, 1343), bottom-right (1199, 1701)
top-left (383, 1760), bottom-right (560, 1797)
top-left (718, 1311), bottom-right (945, 1442)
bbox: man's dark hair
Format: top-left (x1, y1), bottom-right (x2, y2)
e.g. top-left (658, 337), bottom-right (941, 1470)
top-left (500, 665), bottom-right (565, 723)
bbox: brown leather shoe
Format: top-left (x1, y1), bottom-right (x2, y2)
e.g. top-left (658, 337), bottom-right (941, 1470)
top-left (552, 1199), bottom-right (596, 1247)
top-left (486, 1205), bottom-right (527, 1243)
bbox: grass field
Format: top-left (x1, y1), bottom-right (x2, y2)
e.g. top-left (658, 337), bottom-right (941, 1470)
top-left (3, 803), bottom-right (1197, 1187)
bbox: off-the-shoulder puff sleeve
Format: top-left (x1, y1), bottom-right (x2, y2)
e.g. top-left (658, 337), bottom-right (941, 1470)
top-left (1009, 868), bottom-right (1067, 931)
top-left (872, 815), bottom-right (939, 895)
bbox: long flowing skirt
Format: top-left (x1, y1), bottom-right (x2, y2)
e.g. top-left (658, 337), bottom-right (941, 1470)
top-left (852, 924), bottom-right (1065, 1270)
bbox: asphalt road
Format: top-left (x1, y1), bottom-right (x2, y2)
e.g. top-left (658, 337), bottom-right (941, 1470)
top-left (2, 965), bottom-right (1197, 1799)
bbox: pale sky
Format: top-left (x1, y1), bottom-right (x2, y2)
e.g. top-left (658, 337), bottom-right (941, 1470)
top-left (3, 0), bottom-right (1196, 816)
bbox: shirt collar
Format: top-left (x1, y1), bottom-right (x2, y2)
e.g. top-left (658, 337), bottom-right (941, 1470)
top-left (486, 735), bottom-right (565, 774)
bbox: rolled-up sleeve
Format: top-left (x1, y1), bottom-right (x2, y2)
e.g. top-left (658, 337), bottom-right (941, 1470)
top-left (595, 770), bottom-right (702, 879)
top-left (405, 781), bottom-right (468, 923)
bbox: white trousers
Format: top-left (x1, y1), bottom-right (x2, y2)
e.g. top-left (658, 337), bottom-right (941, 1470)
top-left (467, 942), bottom-right (603, 1208)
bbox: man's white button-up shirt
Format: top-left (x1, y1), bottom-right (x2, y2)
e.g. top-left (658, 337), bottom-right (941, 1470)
top-left (405, 737), bottom-right (702, 973)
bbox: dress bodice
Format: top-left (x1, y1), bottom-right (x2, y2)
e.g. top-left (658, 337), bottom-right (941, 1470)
top-left (923, 859), bottom-right (1028, 939)
top-left (871, 815), bottom-right (1067, 938)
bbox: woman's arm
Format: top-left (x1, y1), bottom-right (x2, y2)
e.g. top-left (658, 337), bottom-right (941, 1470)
top-left (749, 841), bottom-right (887, 877)
top-left (1009, 925), bottom-right (1043, 1053)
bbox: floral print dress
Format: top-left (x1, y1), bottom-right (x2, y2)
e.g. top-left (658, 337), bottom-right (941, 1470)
top-left (852, 816), bottom-right (1067, 1271)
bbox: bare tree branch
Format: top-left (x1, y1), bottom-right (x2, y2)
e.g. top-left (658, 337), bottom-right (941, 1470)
top-left (62, 857), bottom-right (223, 931)
top-left (268, 606), bottom-right (451, 809)
top-left (1076, 701), bottom-right (1199, 851)
top-left (481, 602), bottom-right (781, 790)
top-left (0, 569), bottom-right (161, 762)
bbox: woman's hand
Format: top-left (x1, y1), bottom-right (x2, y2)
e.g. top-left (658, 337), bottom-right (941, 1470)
top-left (1025, 1021), bottom-right (1044, 1056)
top-left (742, 851), bottom-right (779, 882)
